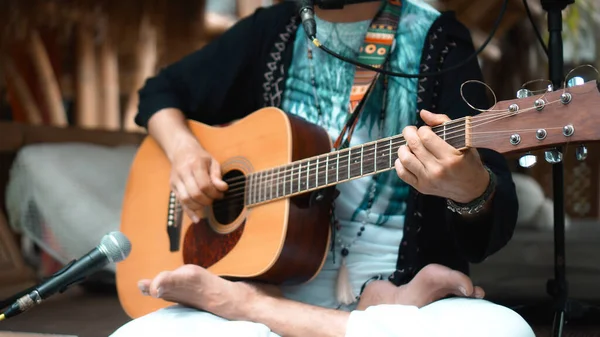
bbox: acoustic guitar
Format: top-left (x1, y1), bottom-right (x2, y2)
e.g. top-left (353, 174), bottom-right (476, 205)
top-left (116, 80), bottom-right (600, 318)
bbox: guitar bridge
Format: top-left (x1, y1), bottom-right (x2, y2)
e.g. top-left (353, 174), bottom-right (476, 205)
top-left (166, 191), bottom-right (182, 252)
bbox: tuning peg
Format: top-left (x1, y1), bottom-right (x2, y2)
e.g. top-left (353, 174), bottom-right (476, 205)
top-left (516, 88), bottom-right (533, 99)
top-left (576, 144), bottom-right (588, 161)
top-left (545, 150), bottom-right (563, 164)
top-left (567, 76), bottom-right (585, 88)
top-left (518, 153), bottom-right (537, 168)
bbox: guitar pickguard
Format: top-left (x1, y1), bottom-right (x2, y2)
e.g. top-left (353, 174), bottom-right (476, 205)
top-left (183, 218), bottom-right (245, 268)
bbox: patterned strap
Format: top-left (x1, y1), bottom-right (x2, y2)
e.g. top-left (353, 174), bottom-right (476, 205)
top-left (331, 0), bottom-right (402, 150)
top-left (348, 0), bottom-right (402, 113)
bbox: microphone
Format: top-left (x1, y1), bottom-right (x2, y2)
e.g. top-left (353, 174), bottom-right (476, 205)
top-left (298, 0), bottom-right (317, 41)
top-left (0, 231), bottom-right (131, 321)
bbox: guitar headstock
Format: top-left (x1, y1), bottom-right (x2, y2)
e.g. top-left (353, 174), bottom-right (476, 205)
top-left (467, 80), bottom-right (600, 156)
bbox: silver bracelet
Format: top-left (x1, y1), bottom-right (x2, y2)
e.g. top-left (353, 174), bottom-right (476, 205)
top-left (446, 166), bottom-right (496, 215)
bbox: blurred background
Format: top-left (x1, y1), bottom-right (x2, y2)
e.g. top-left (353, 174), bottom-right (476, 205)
top-left (0, 0), bottom-right (599, 336)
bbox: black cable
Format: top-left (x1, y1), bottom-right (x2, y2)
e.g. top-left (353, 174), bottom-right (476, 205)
top-left (301, 0), bottom-right (509, 78)
top-left (522, 0), bottom-right (550, 56)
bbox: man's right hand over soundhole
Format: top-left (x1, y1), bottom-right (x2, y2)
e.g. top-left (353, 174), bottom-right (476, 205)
top-left (169, 137), bottom-right (228, 223)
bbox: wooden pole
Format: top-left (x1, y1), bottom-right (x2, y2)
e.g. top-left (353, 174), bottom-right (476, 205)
top-left (123, 15), bottom-right (156, 132)
top-left (27, 29), bottom-right (67, 127)
top-left (75, 23), bottom-right (99, 128)
top-left (99, 36), bottom-right (121, 130)
top-left (3, 56), bottom-right (44, 125)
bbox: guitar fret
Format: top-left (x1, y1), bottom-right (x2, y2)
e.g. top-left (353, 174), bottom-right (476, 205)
top-left (360, 145), bottom-right (364, 176)
top-left (269, 169), bottom-right (275, 199)
top-left (258, 171), bottom-right (265, 202)
top-left (362, 143), bottom-right (376, 174)
top-left (281, 167), bottom-right (285, 198)
top-left (374, 142), bottom-right (377, 172)
top-left (375, 139), bottom-right (390, 170)
top-left (246, 174), bottom-right (252, 205)
top-left (350, 148), bottom-right (362, 178)
top-left (347, 148), bottom-right (351, 180)
top-left (336, 152), bottom-right (340, 182)
top-left (256, 171), bottom-right (261, 203)
top-left (325, 155), bottom-right (329, 185)
top-left (443, 123), bottom-right (447, 142)
top-left (261, 171), bottom-right (266, 203)
top-left (255, 172), bottom-right (260, 203)
top-left (388, 138), bottom-right (392, 168)
top-left (275, 168), bottom-right (279, 198)
top-left (305, 160), bottom-right (309, 191)
top-left (297, 162), bottom-right (301, 192)
top-left (252, 172), bottom-right (257, 204)
top-left (315, 157), bottom-right (319, 188)
top-left (289, 165), bottom-right (292, 193)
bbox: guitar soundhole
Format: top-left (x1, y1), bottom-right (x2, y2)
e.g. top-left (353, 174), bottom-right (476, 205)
top-left (212, 169), bottom-right (246, 225)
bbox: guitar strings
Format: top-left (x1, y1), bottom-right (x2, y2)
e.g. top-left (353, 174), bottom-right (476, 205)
top-left (212, 125), bottom-right (527, 211)
top-left (217, 103), bottom-right (538, 193)
top-left (212, 104), bottom-right (548, 208)
top-left (210, 85), bottom-right (586, 212)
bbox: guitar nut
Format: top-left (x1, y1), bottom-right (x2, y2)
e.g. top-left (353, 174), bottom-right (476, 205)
top-left (536, 129), bottom-right (547, 140)
top-left (510, 134), bottom-right (521, 145)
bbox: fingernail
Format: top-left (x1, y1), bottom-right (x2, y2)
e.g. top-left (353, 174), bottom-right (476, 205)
top-left (156, 287), bottom-right (163, 298)
top-left (138, 283), bottom-right (149, 295)
top-left (459, 286), bottom-right (468, 296)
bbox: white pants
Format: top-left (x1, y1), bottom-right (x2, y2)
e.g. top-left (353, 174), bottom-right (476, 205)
top-left (110, 297), bottom-right (535, 337)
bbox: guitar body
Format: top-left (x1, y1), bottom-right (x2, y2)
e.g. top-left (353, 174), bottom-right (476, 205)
top-left (116, 107), bottom-right (334, 318)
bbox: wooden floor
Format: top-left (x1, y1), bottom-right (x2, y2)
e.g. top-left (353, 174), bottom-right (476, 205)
top-left (0, 285), bottom-right (130, 337)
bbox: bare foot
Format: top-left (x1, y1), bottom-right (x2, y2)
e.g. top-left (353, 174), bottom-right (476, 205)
top-left (137, 265), bottom-right (254, 318)
top-left (357, 264), bottom-right (484, 310)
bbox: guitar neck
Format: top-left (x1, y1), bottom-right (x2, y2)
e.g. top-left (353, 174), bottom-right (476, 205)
top-left (245, 118), bottom-right (468, 206)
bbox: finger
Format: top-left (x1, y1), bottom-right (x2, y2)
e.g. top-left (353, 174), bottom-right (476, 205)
top-left (174, 181), bottom-right (206, 218)
top-left (397, 145), bottom-right (426, 179)
top-left (394, 158), bottom-right (418, 186)
top-left (210, 160), bottom-right (228, 192)
top-left (419, 109), bottom-right (450, 126)
top-left (417, 125), bottom-right (461, 160)
top-left (191, 167), bottom-right (222, 200)
top-left (182, 205), bottom-right (200, 224)
top-left (402, 126), bottom-right (437, 165)
top-left (182, 173), bottom-right (215, 205)
top-left (138, 279), bottom-right (151, 295)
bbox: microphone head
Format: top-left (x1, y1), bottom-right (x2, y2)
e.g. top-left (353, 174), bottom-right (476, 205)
top-left (99, 231), bottom-right (132, 263)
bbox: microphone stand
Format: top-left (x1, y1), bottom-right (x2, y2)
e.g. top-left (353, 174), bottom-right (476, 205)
top-left (539, 0), bottom-right (573, 335)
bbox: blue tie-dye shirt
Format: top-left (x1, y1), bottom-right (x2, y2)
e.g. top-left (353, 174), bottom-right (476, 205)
top-left (279, 1), bottom-right (441, 309)
top-left (282, 1), bottom-right (440, 228)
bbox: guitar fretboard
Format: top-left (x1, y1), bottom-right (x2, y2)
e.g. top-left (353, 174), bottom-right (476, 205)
top-left (244, 119), bottom-right (467, 206)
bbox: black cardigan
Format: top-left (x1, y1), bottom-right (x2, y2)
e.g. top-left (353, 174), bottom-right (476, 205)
top-left (135, 2), bottom-right (519, 286)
